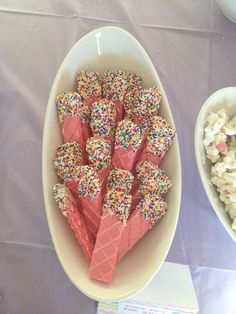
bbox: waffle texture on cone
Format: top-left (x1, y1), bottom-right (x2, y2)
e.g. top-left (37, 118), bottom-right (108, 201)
top-left (53, 183), bottom-right (94, 260)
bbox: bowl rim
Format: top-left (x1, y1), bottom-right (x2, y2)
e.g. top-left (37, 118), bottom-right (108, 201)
top-left (42, 25), bottom-right (182, 300)
top-left (194, 86), bottom-right (236, 242)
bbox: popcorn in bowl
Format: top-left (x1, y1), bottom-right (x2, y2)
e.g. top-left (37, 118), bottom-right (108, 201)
top-left (204, 109), bottom-right (236, 231)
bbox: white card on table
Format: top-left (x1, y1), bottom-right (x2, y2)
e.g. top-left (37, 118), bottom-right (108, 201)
top-left (97, 262), bottom-right (199, 314)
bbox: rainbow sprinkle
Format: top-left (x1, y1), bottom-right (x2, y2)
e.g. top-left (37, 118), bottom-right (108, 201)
top-left (86, 137), bottom-right (111, 171)
top-left (123, 86), bottom-right (161, 122)
top-left (123, 88), bottom-right (140, 119)
top-left (56, 92), bottom-right (90, 125)
top-left (103, 189), bottom-right (132, 224)
top-left (54, 153), bottom-right (76, 182)
top-left (114, 119), bottom-right (143, 151)
top-left (56, 93), bottom-right (68, 125)
top-left (139, 120), bottom-right (150, 136)
top-left (73, 165), bottom-right (101, 198)
top-left (53, 183), bottom-right (68, 216)
top-left (103, 70), bottom-right (142, 102)
top-left (136, 160), bottom-right (158, 180)
top-left (76, 71), bottom-right (102, 99)
top-left (128, 73), bottom-right (142, 92)
top-left (106, 168), bottom-right (134, 192)
top-left (137, 193), bottom-right (167, 226)
top-left (139, 168), bottom-right (172, 195)
top-left (53, 183), bottom-right (74, 216)
top-left (123, 89), bottom-right (150, 136)
top-left (136, 86), bottom-right (161, 120)
top-left (146, 116), bottom-right (176, 158)
top-left (77, 105), bottom-right (91, 123)
top-left (56, 141), bottom-right (83, 164)
top-left (90, 98), bottom-right (116, 137)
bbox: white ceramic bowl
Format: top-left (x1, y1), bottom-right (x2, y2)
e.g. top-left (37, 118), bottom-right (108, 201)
top-left (42, 26), bottom-right (182, 301)
top-left (217, 0), bottom-right (236, 23)
top-left (195, 87), bottom-right (236, 242)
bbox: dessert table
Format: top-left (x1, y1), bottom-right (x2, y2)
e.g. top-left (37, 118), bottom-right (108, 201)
top-left (0, 1), bottom-right (236, 313)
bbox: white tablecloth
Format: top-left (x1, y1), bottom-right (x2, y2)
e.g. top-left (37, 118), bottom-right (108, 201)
top-left (0, 1), bottom-right (236, 313)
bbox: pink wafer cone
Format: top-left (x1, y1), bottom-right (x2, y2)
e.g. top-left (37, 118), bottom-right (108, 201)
top-left (131, 178), bottom-right (139, 194)
top-left (121, 120), bottom-right (149, 165)
top-left (112, 147), bottom-right (138, 171)
top-left (67, 180), bottom-right (79, 198)
top-left (53, 184), bottom-right (94, 261)
top-left (131, 161), bottom-right (161, 213)
top-left (117, 193), bottom-right (167, 262)
top-left (80, 194), bottom-right (103, 239)
top-left (62, 116), bottom-right (90, 145)
top-left (137, 145), bottom-right (161, 165)
top-left (130, 171), bottom-right (171, 217)
top-left (132, 113), bottom-right (142, 126)
top-left (98, 167), bottom-right (112, 195)
top-left (136, 116), bottom-right (176, 165)
top-left (69, 166), bottom-right (114, 212)
top-left (98, 167), bottom-right (111, 186)
top-left (89, 190), bottom-right (132, 283)
top-left (129, 174), bottom-right (143, 216)
top-left (73, 165), bottom-right (103, 240)
top-left (114, 100), bottom-right (124, 122)
top-left (112, 119), bottom-right (143, 171)
top-left (131, 161), bottom-right (171, 215)
top-left (62, 116), bottom-right (91, 161)
top-left (117, 207), bottom-right (150, 262)
top-left (89, 212), bottom-right (125, 283)
top-left (53, 153), bottom-right (80, 201)
top-left (66, 181), bottom-right (84, 206)
top-left (106, 135), bottom-right (115, 156)
top-left (86, 137), bottom-right (112, 195)
top-left (54, 142), bottom-right (84, 201)
top-left (66, 200), bottom-right (95, 259)
top-left (131, 189), bottom-right (142, 211)
top-left (83, 96), bottom-right (101, 107)
top-left (56, 92), bottom-right (91, 163)
top-left (103, 71), bottom-right (142, 124)
top-left (90, 99), bottom-right (116, 154)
